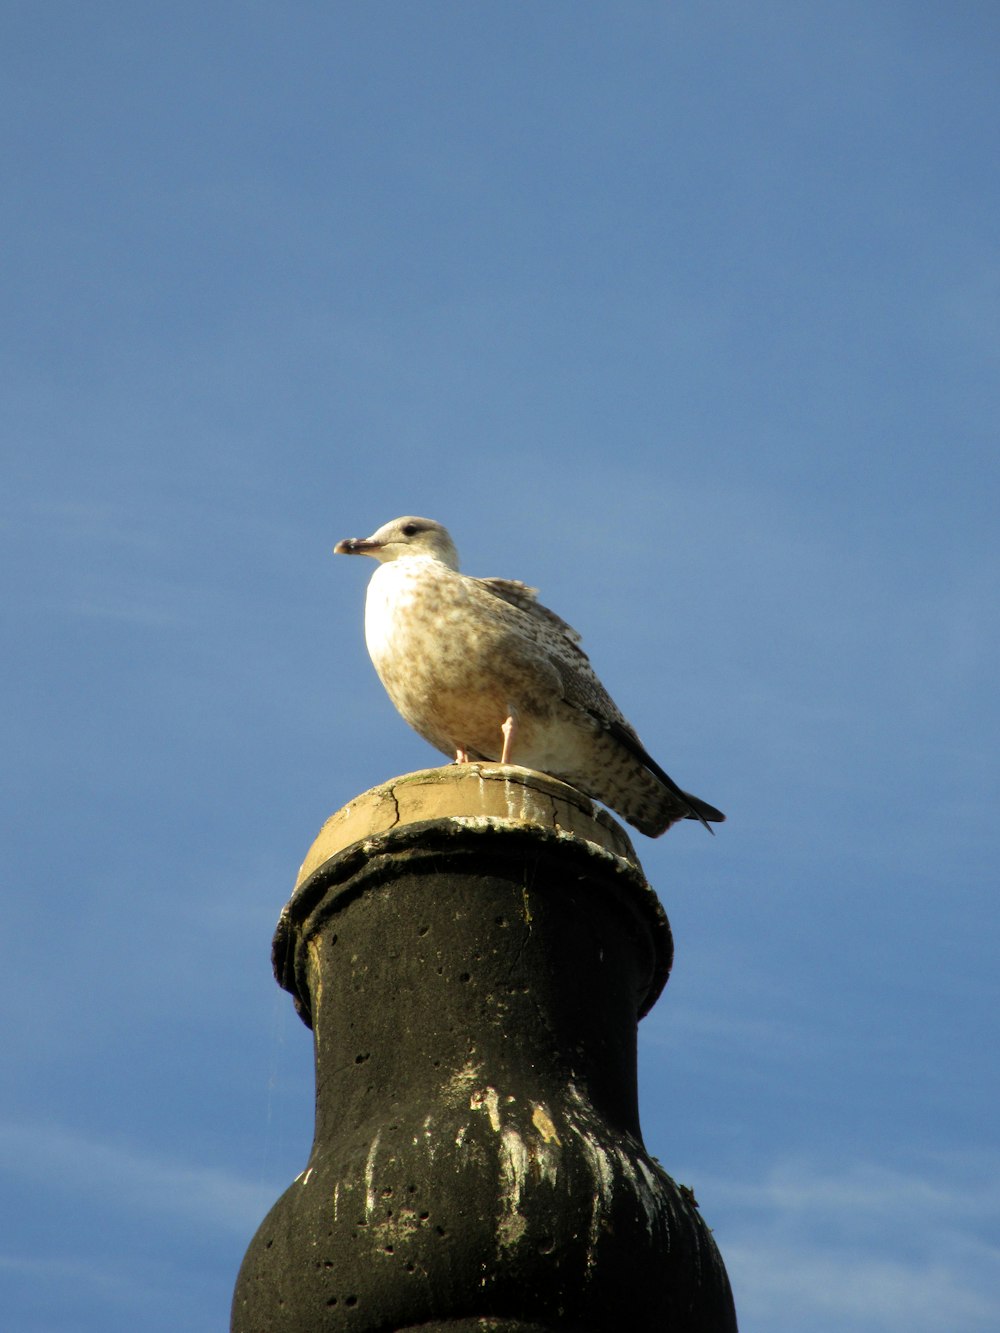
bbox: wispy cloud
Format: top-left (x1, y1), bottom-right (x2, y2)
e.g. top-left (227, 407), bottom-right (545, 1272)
top-left (642, 1002), bottom-right (810, 1062)
top-left (0, 1250), bottom-right (150, 1308)
top-left (702, 1154), bottom-right (1000, 1332)
top-left (720, 1154), bottom-right (1000, 1220)
top-left (728, 1242), bottom-right (999, 1331)
top-left (0, 1119), bottom-right (274, 1235)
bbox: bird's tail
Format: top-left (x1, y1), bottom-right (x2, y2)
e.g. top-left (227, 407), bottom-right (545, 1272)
top-left (679, 791), bottom-right (726, 833)
top-left (604, 718), bottom-right (725, 835)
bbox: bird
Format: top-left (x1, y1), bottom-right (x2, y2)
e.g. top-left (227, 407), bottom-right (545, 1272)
top-left (333, 516), bottom-right (724, 838)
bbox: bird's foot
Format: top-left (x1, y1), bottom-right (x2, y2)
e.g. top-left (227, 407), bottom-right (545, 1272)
top-left (454, 748), bottom-right (470, 764)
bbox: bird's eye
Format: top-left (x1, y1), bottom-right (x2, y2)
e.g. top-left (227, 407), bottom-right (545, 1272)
top-left (401, 522), bottom-right (419, 537)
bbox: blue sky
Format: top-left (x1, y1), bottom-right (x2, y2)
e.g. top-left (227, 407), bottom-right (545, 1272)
top-left (2, 3), bottom-right (998, 1329)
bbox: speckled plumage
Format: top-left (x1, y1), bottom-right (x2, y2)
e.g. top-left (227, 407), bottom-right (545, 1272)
top-left (334, 516), bottom-right (724, 837)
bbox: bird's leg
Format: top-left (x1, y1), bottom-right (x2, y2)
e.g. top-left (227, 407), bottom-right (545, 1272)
top-left (454, 747), bottom-right (470, 763)
top-left (500, 712), bottom-right (518, 764)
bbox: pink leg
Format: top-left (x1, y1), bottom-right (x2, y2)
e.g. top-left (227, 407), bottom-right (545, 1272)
top-left (500, 714), bottom-right (517, 764)
top-left (454, 748), bottom-right (470, 763)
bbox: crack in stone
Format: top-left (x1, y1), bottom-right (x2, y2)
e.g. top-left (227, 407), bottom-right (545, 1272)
top-left (385, 783), bottom-right (402, 830)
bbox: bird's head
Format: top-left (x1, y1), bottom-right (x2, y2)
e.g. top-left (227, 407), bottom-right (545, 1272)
top-left (334, 516), bottom-right (460, 570)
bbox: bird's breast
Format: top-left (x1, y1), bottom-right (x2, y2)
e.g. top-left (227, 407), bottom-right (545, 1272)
top-left (364, 560), bottom-right (470, 666)
top-left (364, 562), bottom-right (484, 695)
top-left (361, 560), bottom-right (547, 756)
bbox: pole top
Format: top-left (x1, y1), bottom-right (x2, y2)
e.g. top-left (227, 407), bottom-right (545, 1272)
top-left (295, 763), bottom-right (641, 891)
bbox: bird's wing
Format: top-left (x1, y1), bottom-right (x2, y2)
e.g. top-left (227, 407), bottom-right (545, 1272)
top-left (475, 578), bottom-right (583, 645)
top-left (468, 573), bottom-right (723, 831)
top-left (472, 576), bottom-right (632, 728)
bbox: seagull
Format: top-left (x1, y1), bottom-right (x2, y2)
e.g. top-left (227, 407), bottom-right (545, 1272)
top-left (334, 516), bottom-right (724, 837)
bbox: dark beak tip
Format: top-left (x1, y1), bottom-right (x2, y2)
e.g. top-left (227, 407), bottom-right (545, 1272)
top-left (335, 537), bottom-right (381, 556)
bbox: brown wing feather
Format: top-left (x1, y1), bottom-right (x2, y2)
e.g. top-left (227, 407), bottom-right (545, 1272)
top-left (476, 578), bottom-right (583, 644)
top-left (471, 573), bottom-right (725, 833)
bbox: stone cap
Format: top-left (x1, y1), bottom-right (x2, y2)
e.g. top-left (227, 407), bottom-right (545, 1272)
top-left (295, 763), bottom-right (641, 891)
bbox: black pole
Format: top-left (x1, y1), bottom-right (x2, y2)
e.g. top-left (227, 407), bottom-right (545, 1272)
top-left (232, 765), bottom-right (737, 1332)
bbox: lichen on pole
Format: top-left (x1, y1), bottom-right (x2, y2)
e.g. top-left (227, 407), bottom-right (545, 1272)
top-left (232, 764), bottom-right (737, 1332)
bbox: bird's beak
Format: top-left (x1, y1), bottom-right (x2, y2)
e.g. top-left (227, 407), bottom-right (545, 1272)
top-left (334, 536), bottom-right (381, 556)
